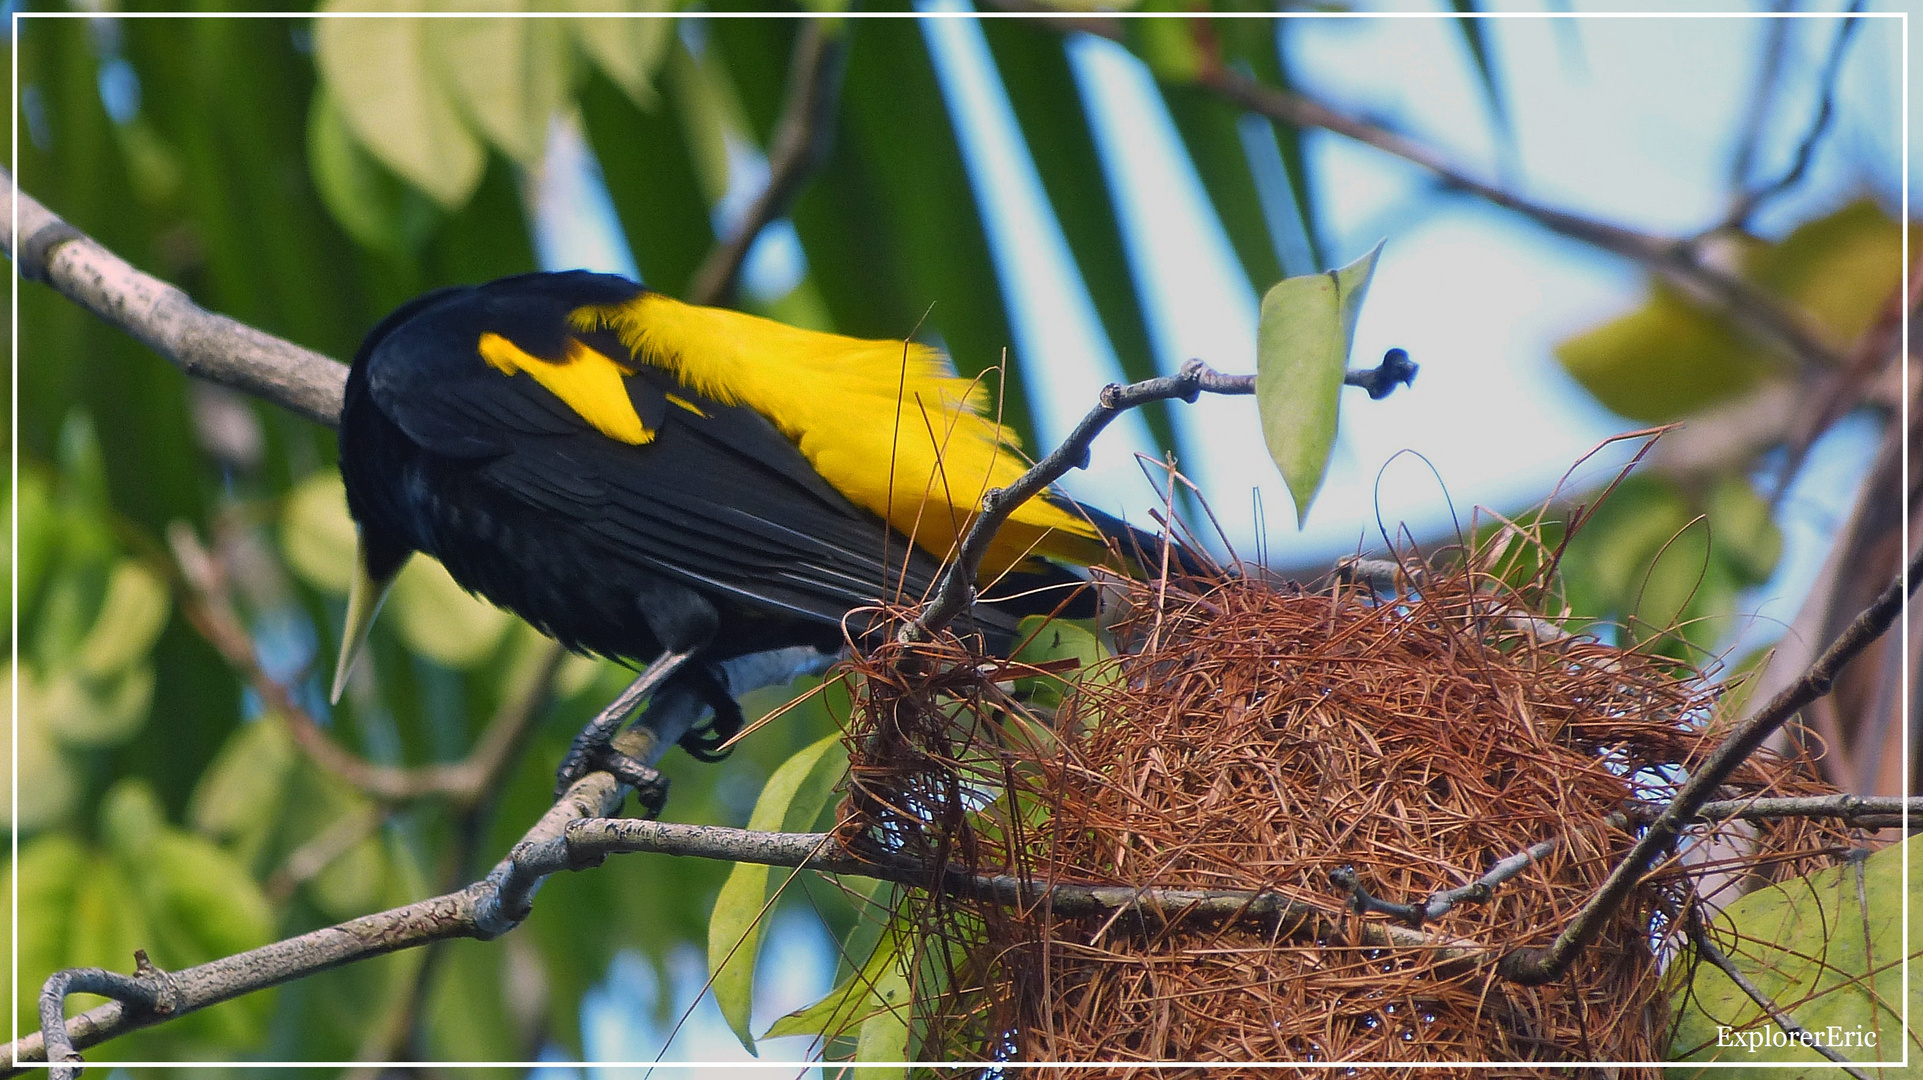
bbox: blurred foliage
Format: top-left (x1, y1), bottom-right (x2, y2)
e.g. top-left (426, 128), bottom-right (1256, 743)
top-left (1668, 835), bottom-right (1918, 1074)
top-left (1557, 200), bottom-right (1902, 423)
top-left (1560, 473), bottom-right (1784, 664)
top-left (9, 6), bottom-right (1902, 1070)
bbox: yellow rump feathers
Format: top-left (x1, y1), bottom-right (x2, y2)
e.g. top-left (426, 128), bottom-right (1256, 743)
top-left (567, 293), bottom-right (1107, 579)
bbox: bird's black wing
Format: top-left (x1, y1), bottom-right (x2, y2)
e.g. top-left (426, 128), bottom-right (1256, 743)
top-left (363, 318), bottom-right (953, 635)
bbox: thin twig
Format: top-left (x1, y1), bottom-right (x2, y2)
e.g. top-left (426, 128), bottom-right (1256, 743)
top-left (264, 805), bottom-right (387, 904)
top-left (1637, 793), bottom-right (1919, 832)
top-left (914, 354), bottom-right (1414, 636)
top-left (685, 20), bottom-right (847, 308)
top-left (1683, 909), bottom-right (1873, 1079)
top-left (1187, 64), bottom-right (1842, 372)
top-left (168, 522), bottom-right (562, 807)
top-left (1714, 4), bottom-right (1865, 234)
top-left (985, 11), bottom-right (1845, 372)
top-left (1499, 548), bottom-right (1920, 985)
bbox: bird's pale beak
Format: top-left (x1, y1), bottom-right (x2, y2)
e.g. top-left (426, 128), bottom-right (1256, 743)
top-left (331, 536), bottom-right (404, 704)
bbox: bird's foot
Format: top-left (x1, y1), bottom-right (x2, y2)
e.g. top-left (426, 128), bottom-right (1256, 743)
top-left (554, 739), bottom-right (670, 817)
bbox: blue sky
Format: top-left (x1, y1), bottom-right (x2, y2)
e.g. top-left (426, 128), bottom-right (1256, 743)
top-left (523, 8), bottom-right (1906, 1069)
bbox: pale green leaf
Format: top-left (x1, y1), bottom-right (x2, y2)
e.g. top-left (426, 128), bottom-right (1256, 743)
top-left (1010, 615), bottom-right (1110, 710)
top-left (1669, 836), bottom-right (1917, 1073)
top-left (710, 732), bottom-right (850, 1052)
top-left (1706, 476), bottom-right (1782, 585)
top-left (75, 560), bottom-right (170, 677)
top-left (6, 664), bottom-right (83, 830)
top-left (313, 2), bottom-right (486, 209)
top-left (429, 13), bottom-right (573, 164)
top-left (388, 556), bottom-right (513, 669)
top-left (1255, 241), bottom-right (1383, 525)
top-left (307, 84), bottom-right (441, 256)
top-left (10, 833), bottom-right (88, 1030)
top-left (664, 39), bottom-right (737, 205)
top-left (189, 716), bottom-right (299, 863)
top-left (280, 472), bottom-right (360, 596)
top-left (310, 827), bottom-right (392, 920)
top-left (566, 0), bottom-right (677, 111)
top-left (100, 778), bottom-right (167, 860)
top-left (64, 853), bottom-right (151, 1015)
top-left (852, 936), bottom-right (912, 1075)
top-left (44, 664), bottom-right (156, 749)
top-left (1556, 285), bottom-right (1775, 423)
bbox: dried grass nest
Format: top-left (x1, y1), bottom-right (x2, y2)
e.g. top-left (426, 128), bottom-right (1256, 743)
top-left (834, 539), bottom-right (1852, 1076)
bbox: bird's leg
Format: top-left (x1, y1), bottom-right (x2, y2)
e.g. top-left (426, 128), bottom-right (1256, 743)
top-left (554, 648), bottom-right (694, 811)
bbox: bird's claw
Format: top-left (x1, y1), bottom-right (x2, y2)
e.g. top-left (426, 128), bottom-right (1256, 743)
top-left (554, 744), bottom-right (670, 817)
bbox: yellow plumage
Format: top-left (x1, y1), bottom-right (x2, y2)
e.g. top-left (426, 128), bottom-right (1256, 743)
top-left (568, 292), bottom-right (1108, 580)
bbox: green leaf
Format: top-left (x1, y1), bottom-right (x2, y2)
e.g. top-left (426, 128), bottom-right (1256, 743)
top-left (63, 852), bottom-right (151, 1016)
top-left (1556, 283), bottom-right (1777, 424)
top-left (281, 472), bottom-right (360, 596)
top-left (15, 466), bottom-right (56, 622)
top-left (74, 560), bottom-right (170, 678)
top-left (763, 913), bottom-right (896, 1041)
top-left (852, 933), bottom-right (912, 1075)
top-left (307, 84), bottom-right (441, 257)
top-left (1447, 2), bottom-right (1512, 151)
top-left (710, 732), bottom-right (850, 1052)
top-left (42, 664), bottom-right (156, 749)
top-left (10, 832), bottom-right (88, 1030)
top-left (1706, 475), bottom-right (1782, 586)
top-left (429, 13), bottom-right (573, 165)
top-left (982, 22), bottom-right (1176, 460)
top-left (1748, 198), bottom-right (1902, 347)
top-left (388, 555), bottom-right (514, 669)
top-left (99, 780), bottom-right (277, 1044)
top-left (567, 1), bottom-right (677, 112)
top-left (1254, 241), bottom-right (1383, 525)
top-left (313, 1), bottom-right (486, 209)
top-left (7, 665), bottom-right (84, 831)
top-left (578, 54), bottom-right (715, 298)
top-left (1009, 615), bottom-right (1109, 710)
top-left (1126, 18), bottom-right (1205, 84)
top-left (189, 715), bottom-right (300, 865)
top-left (309, 826), bottom-right (392, 921)
top-left (1556, 202), bottom-right (1898, 425)
top-left (1162, 81), bottom-right (1287, 301)
top-left (1669, 836), bottom-right (1918, 1073)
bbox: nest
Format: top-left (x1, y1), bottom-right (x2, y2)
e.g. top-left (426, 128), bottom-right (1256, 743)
top-left (835, 539), bottom-right (1853, 1075)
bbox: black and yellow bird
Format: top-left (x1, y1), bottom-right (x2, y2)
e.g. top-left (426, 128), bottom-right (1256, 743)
top-left (331, 270), bottom-right (1172, 806)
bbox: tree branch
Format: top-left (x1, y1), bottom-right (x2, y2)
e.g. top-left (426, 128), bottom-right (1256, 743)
top-left (685, 19), bottom-right (847, 309)
top-left (1499, 548), bottom-right (1921, 985)
top-left (3, 170), bottom-right (347, 428)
